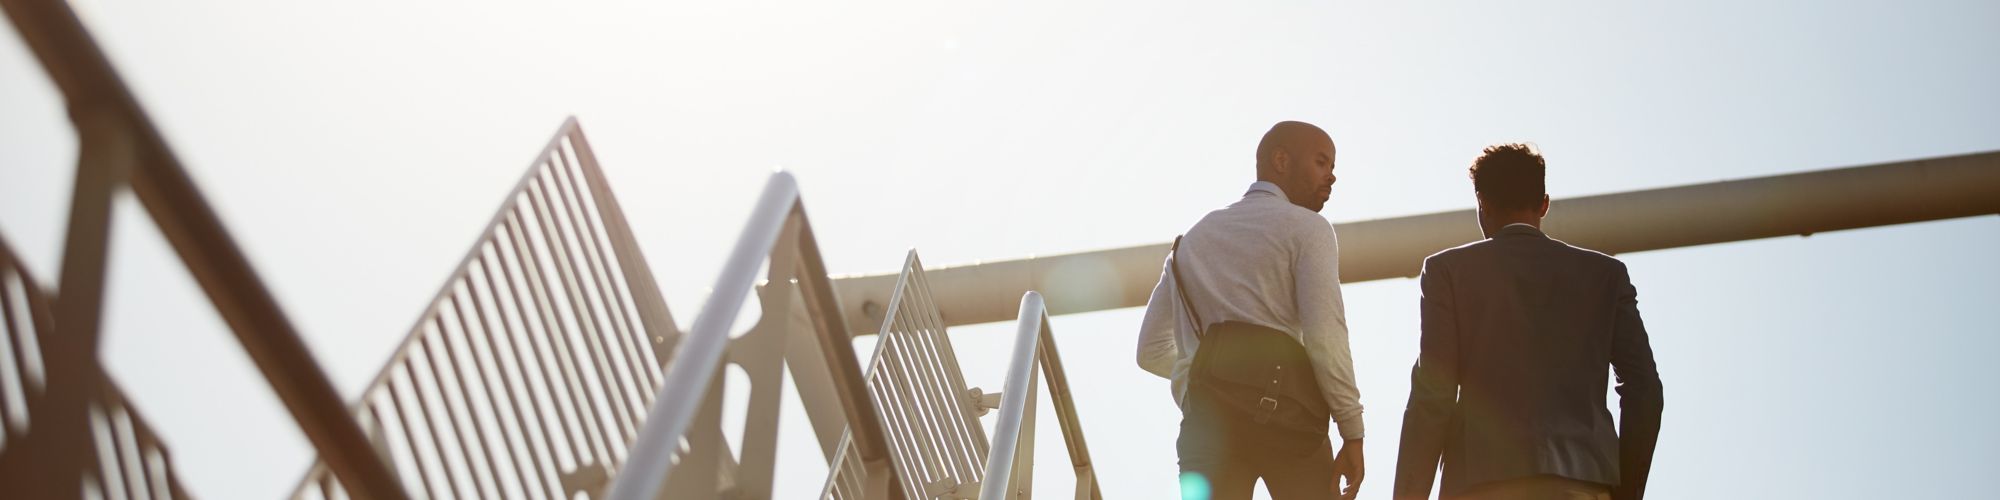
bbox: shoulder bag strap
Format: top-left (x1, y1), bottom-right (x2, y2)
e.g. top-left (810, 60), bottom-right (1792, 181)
top-left (1169, 235), bottom-right (1206, 340)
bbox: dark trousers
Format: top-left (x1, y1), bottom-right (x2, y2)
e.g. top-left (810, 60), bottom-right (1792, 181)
top-left (1177, 387), bottom-right (1336, 500)
top-left (1445, 475), bottom-right (1611, 500)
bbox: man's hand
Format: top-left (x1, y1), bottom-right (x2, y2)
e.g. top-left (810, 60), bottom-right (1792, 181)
top-left (1333, 438), bottom-right (1365, 500)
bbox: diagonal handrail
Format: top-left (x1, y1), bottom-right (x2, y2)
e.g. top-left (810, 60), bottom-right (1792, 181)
top-left (607, 173), bottom-right (798, 499)
top-left (0, 0), bottom-right (406, 497)
top-left (980, 292), bottom-right (1045, 500)
top-left (609, 171), bottom-right (898, 500)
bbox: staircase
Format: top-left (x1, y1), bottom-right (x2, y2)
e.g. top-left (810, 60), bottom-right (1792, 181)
top-left (4, 0), bottom-right (1997, 498)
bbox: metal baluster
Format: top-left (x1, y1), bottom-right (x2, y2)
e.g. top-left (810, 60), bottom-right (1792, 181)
top-left (525, 175), bottom-right (641, 446)
top-left (433, 298), bottom-right (506, 499)
top-left (418, 323), bottom-right (496, 500)
top-left (549, 148), bottom-right (655, 402)
top-left (474, 247), bottom-right (562, 499)
top-left (508, 204), bottom-right (619, 468)
top-left (400, 359), bottom-right (461, 500)
top-left (498, 217), bottom-right (591, 472)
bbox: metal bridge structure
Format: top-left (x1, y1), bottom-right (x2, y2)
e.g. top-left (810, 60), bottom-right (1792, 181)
top-left (2, 0), bottom-right (1997, 498)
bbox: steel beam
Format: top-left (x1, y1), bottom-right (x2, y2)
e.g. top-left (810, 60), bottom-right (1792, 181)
top-left (832, 151), bottom-right (2000, 333)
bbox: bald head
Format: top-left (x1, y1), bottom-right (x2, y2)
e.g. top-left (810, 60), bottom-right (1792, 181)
top-left (1254, 121), bottom-right (1338, 212)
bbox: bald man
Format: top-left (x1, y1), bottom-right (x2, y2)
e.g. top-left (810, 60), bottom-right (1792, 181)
top-left (1138, 121), bottom-right (1365, 499)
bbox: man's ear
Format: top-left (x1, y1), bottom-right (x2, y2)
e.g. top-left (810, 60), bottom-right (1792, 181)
top-left (1271, 149), bottom-right (1290, 176)
top-left (1536, 194), bottom-right (1552, 218)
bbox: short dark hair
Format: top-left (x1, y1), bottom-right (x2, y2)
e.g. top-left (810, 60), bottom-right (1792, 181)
top-left (1469, 143), bottom-right (1546, 210)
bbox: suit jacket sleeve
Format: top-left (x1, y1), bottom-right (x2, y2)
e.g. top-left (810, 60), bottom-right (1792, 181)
top-left (1395, 256), bottom-right (1459, 498)
top-left (1610, 261), bottom-right (1663, 500)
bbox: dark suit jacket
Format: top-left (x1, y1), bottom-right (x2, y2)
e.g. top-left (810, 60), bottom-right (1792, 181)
top-left (1393, 224), bottom-right (1664, 500)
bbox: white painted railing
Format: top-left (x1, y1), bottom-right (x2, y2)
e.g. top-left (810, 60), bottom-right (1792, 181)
top-left (821, 252), bottom-right (1101, 500)
top-left (822, 252), bottom-right (993, 500)
top-left (286, 135), bottom-right (902, 500)
top-left (608, 171), bottom-right (898, 500)
top-left (279, 137), bottom-right (1101, 500)
top-left (979, 292), bottom-right (1045, 500)
top-left (289, 118), bottom-right (677, 500)
top-left (605, 172), bottom-right (798, 500)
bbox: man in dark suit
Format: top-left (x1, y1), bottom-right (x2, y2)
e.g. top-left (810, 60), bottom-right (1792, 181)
top-left (1393, 144), bottom-right (1664, 500)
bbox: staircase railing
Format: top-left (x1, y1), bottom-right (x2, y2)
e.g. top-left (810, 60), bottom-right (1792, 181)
top-left (821, 251), bottom-right (994, 500)
top-left (979, 292), bottom-right (1044, 500)
top-left (606, 172), bottom-right (896, 500)
top-left (288, 118), bottom-right (678, 500)
top-left (978, 292), bottom-right (1102, 500)
top-left (821, 252), bottom-right (1101, 500)
top-left (0, 235), bottom-right (194, 499)
top-left (1, 0), bottom-right (405, 496)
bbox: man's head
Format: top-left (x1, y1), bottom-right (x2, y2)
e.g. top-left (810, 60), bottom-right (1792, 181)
top-left (1468, 143), bottom-right (1551, 237)
top-left (1255, 121), bottom-right (1337, 212)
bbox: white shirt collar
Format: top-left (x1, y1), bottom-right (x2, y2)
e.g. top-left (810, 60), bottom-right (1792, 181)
top-left (1247, 181), bottom-right (1287, 199)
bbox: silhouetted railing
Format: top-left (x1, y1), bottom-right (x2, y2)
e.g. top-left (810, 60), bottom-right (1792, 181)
top-left (0, 236), bottom-right (193, 500)
top-left (1, 0), bottom-right (405, 497)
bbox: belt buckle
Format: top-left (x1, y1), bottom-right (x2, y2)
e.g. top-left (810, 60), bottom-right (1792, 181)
top-left (1254, 397), bottom-right (1279, 424)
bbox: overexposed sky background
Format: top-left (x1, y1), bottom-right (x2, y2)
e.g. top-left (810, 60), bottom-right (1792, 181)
top-left (3, 1), bottom-right (1998, 498)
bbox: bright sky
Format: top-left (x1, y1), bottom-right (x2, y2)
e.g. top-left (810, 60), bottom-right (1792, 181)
top-left (3, 1), bottom-right (1998, 498)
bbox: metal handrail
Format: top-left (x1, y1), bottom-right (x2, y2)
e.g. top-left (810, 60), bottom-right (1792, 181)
top-left (606, 172), bottom-right (799, 500)
top-left (980, 292), bottom-right (1045, 500)
top-left (1, 0), bottom-right (405, 496)
top-left (606, 171), bottom-right (899, 500)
